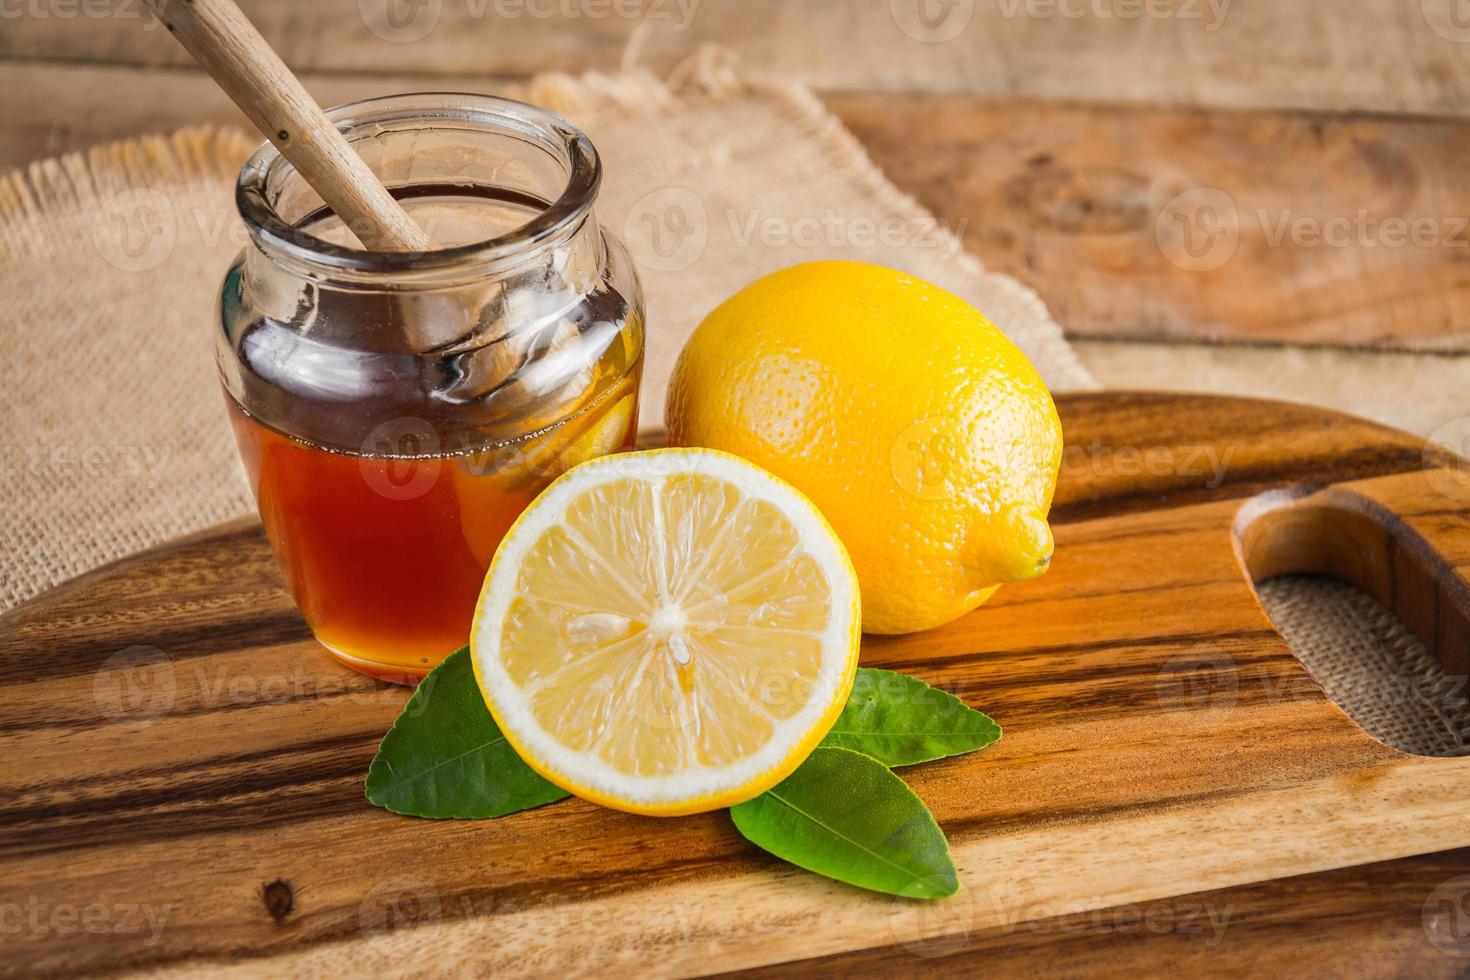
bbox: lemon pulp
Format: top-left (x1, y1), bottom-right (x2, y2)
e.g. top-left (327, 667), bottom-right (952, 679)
top-left (471, 449), bottom-right (860, 816)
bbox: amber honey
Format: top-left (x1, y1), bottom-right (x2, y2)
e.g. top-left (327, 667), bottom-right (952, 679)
top-left (228, 372), bottom-right (639, 683)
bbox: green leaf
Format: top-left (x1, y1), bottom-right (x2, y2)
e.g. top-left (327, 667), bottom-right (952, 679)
top-left (365, 647), bottom-right (570, 819)
top-left (820, 667), bottom-right (1000, 767)
top-left (730, 746), bottom-right (957, 899)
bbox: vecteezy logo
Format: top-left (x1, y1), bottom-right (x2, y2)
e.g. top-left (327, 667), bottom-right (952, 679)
top-left (1424, 0), bottom-right (1470, 43)
top-left (1155, 187), bottom-right (1240, 273)
top-left (1155, 652), bottom-right (1239, 723)
top-left (628, 668), bottom-right (691, 733)
top-left (359, 0), bottom-right (442, 43)
top-left (92, 187), bottom-right (177, 273)
top-left (359, 875), bottom-right (442, 951)
top-left (891, 0), bottom-right (975, 42)
top-left (1423, 416), bottom-right (1470, 502)
top-left (890, 419), bottom-right (961, 501)
top-left (359, 418), bottom-right (442, 501)
top-left (889, 881), bottom-right (975, 957)
top-left (93, 645), bottom-right (176, 725)
top-left (1423, 876), bottom-right (1470, 956)
top-left (621, 187), bottom-right (709, 273)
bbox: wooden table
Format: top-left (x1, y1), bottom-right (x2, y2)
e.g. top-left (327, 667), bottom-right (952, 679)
top-left (3, 2), bottom-right (1469, 974)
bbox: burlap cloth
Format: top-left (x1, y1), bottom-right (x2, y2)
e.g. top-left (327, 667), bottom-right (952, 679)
top-left (1259, 578), bottom-right (1470, 756)
top-left (2, 57), bottom-right (1463, 757)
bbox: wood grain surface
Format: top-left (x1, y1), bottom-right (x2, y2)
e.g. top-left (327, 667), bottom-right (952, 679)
top-left (731, 847), bottom-right (1470, 978)
top-left (6, 0), bottom-right (1470, 114)
top-left (829, 94), bottom-right (1470, 350)
top-left (3, 392), bottom-right (1469, 976)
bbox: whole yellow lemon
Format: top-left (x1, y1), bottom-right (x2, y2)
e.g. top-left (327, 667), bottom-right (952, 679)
top-left (666, 261), bottom-right (1062, 635)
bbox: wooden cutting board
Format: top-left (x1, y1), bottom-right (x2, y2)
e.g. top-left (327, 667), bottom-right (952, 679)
top-left (4, 391), bottom-right (1469, 977)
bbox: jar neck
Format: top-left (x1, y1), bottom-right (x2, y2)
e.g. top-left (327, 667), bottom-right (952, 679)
top-left (238, 207), bottom-right (608, 355)
top-left (236, 93), bottom-right (603, 289)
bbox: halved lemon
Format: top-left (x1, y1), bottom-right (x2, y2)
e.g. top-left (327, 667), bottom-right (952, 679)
top-left (470, 448), bottom-right (861, 816)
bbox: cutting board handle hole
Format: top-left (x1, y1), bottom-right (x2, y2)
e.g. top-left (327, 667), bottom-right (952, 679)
top-left (1234, 487), bottom-right (1470, 757)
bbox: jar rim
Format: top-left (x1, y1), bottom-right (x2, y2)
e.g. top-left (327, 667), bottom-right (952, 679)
top-left (235, 92), bottom-right (602, 277)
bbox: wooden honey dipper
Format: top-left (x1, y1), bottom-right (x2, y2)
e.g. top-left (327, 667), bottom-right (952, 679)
top-left (145, 0), bottom-right (434, 253)
top-left (148, 0), bottom-right (603, 428)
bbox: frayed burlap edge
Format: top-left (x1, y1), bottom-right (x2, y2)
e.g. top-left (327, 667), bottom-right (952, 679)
top-left (0, 46), bottom-right (741, 228)
top-left (0, 128), bottom-right (255, 229)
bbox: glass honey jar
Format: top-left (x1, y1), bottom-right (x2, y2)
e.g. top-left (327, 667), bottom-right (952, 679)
top-left (218, 94), bottom-right (644, 684)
